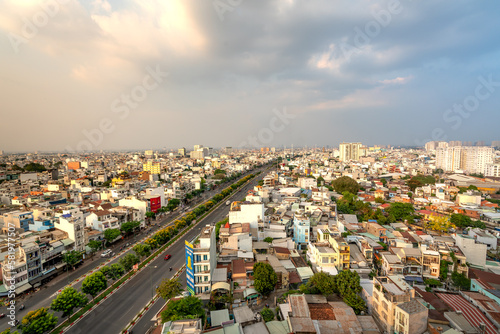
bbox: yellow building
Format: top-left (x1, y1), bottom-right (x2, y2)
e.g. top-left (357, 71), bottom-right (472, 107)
top-left (309, 229), bottom-right (350, 271)
top-left (143, 160), bottom-right (161, 174)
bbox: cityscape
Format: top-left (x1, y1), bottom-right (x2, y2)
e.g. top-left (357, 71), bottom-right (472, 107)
top-left (1, 1), bottom-right (500, 334)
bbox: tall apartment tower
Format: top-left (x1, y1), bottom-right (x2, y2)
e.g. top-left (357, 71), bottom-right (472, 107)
top-left (339, 142), bottom-right (362, 162)
top-left (436, 146), bottom-right (494, 174)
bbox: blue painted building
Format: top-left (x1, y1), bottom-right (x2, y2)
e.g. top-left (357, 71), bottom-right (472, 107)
top-left (293, 212), bottom-right (311, 250)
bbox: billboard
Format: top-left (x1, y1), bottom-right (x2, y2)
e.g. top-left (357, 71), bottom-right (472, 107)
top-left (185, 240), bottom-right (195, 296)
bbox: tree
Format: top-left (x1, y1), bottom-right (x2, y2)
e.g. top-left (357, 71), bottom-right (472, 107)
top-left (425, 214), bottom-right (455, 234)
top-left (145, 211), bottom-right (156, 220)
top-left (307, 272), bottom-right (336, 296)
top-left (19, 307), bottom-right (57, 334)
top-left (23, 163), bottom-right (46, 172)
top-left (253, 262), bottom-right (277, 296)
top-left (316, 176), bottom-right (325, 186)
top-left (160, 296), bottom-right (205, 323)
top-left (334, 270), bottom-right (362, 297)
top-left (104, 228), bottom-right (121, 245)
top-left (342, 292), bottom-right (366, 315)
top-left (120, 221), bottom-right (141, 235)
top-left (386, 203), bottom-right (414, 221)
top-left (263, 237), bottom-right (273, 243)
top-left (331, 176), bottom-right (360, 194)
top-left (260, 308), bottom-right (275, 322)
top-left (1, 329), bottom-right (20, 334)
top-left (451, 272), bottom-right (470, 290)
top-left (424, 279), bottom-right (442, 288)
top-left (119, 253), bottom-right (140, 271)
top-left (50, 287), bottom-right (87, 322)
top-left (87, 240), bottom-right (102, 259)
top-left (109, 263), bottom-right (125, 280)
top-left (63, 250), bottom-right (82, 272)
top-left (132, 244), bottom-right (151, 259)
top-left (440, 260), bottom-right (451, 281)
top-left (82, 272), bottom-right (107, 300)
top-left (157, 277), bottom-right (183, 301)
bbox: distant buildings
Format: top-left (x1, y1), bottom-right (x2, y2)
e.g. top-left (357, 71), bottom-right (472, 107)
top-left (143, 160), bottom-right (161, 174)
top-left (339, 142), bottom-right (363, 162)
top-left (436, 146), bottom-right (494, 174)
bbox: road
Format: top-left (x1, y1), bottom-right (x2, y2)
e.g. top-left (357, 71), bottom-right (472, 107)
top-left (65, 169), bottom-right (267, 334)
top-left (0, 166), bottom-right (269, 332)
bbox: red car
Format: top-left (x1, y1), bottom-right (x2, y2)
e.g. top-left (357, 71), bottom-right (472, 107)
top-left (164, 254), bottom-right (172, 260)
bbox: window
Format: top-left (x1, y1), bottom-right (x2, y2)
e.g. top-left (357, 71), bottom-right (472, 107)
top-left (204, 276), bottom-right (208, 281)
top-left (204, 265), bottom-right (208, 271)
top-left (203, 255), bottom-right (208, 261)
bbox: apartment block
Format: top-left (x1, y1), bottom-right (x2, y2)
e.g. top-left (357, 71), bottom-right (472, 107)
top-left (339, 142), bottom-right (363, 162)
top-left (191, 225), bottom-right (216, 295)
top-left (436, 146), bottom-right (494, 174)
top-left (372, 276), bottom-right (417, 334)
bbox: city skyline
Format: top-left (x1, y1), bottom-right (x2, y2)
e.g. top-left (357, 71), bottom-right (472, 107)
top-left (1, 1), bottom-right (500, 151)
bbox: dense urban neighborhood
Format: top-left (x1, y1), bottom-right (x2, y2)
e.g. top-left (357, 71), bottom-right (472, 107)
top-left (0, 142), bottom-right (499, 334)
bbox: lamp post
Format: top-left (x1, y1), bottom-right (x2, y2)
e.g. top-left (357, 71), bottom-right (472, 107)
top-left (149, 265), bottom-right (158, 298)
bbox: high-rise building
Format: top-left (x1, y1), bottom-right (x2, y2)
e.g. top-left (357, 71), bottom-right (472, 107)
top-left (485, 164), bottom-right (500, 177)
top-left (185, 225), bottom-right (216, 295)
top-left (339, 142), bottom-right (362, 161)
top-left (145, 150), bottom-right (154, 158)
top-left (143, 160), bottom-right (161, 174)
top-left (178, 147), bottom-right (186, 156)
top-left (193, 145), bottom-right (202, 151)
top-left (436, 146), bottom-right (494, 174)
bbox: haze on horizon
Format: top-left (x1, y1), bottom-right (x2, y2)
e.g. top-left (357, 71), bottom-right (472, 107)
top-left (1, 0), bottom-right (499, 153)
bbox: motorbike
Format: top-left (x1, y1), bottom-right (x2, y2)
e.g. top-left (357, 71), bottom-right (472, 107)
top-left (0, 313), bottom-right (5, 318)
top-left (169, 267), bottom-right (172, 271)
top-left (19, 305), bottom-right (25, 311)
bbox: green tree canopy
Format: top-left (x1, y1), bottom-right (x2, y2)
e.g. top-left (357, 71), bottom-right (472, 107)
top-left (263, 237), bottom-right (274, 243)
top-left (450, 214), bottom-right (485, 229)
top-left (23, 163), bottom-right (46, 172)
top-left (119, 253), bottom-right (140, 271)
top-left (451, 272), bottom-right (471, 290)
top-left (87, 240), bottom-right (102, 257)
top-left (253, 262), bottom-right (277, 296)
top-left (157, 277), bottom-right (183, 301)
top-left (19, 307), bottom-right (57, 334)
top-left (160, 296), bottom-right (204, 323)
top-left (132, 244), bottom-right (151, 259)
top-left (104, 228), bottom-right (121, 244)
top-left (331, 176), bottom-right (360, 194)
top-left (120, 221), bottom-right (141, 235)
top-left (260, 308), bottom-right (275, 322)
top-left (63, 250), bottom-right (82, 271)
top-left (307, 272), bottom-right (337, 296)
top-left (82, 271), bottom-right (108, 300)
top-left (386, 202), bottom-right (415, 221)
top-left (50, 287), bottom-right (87, 320)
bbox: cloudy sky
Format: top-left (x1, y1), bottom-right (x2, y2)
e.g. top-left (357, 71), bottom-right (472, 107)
top-left (1, 0), bottom-right (500, 152)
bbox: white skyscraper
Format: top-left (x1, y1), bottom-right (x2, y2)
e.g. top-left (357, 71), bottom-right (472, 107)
top-left (339, 142), bottom-right (362, 162)
top-left (436, 146), bottom-right (494, 174)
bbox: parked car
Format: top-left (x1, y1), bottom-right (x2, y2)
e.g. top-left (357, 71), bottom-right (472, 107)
top-left (164, 254), bottom-right (172, 260)
top-left (101, 249), bottom-right (113, 258)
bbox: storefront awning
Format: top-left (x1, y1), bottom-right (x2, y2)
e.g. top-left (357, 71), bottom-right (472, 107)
top-left (15, 283), bottom-right (32, 294)
top-left (243, 288), bottom-right (259, 299)
top-left (211, 282), bottom-right (230, 291)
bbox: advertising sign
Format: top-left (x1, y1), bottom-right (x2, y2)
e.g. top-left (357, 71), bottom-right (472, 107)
top-left (185, 240), bottom-right (195, 296)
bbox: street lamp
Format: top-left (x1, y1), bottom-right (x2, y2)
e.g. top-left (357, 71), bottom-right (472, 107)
top-left (149, 265), bottom-right (158, 298)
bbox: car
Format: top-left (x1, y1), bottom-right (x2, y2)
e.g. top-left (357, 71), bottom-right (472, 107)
top-left (101, 249), bottom-right (113, 258)
top-left (164, 254), bottom-right (172, 260)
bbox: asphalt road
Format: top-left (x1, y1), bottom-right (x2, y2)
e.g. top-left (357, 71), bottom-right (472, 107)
top-left (64, 168), bottom-right (268, 334)
top-left (0, 167), bottom-right (268, 332)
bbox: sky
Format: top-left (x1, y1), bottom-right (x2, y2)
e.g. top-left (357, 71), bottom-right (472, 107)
top-left (1, 0), bottom-right (500, 152)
